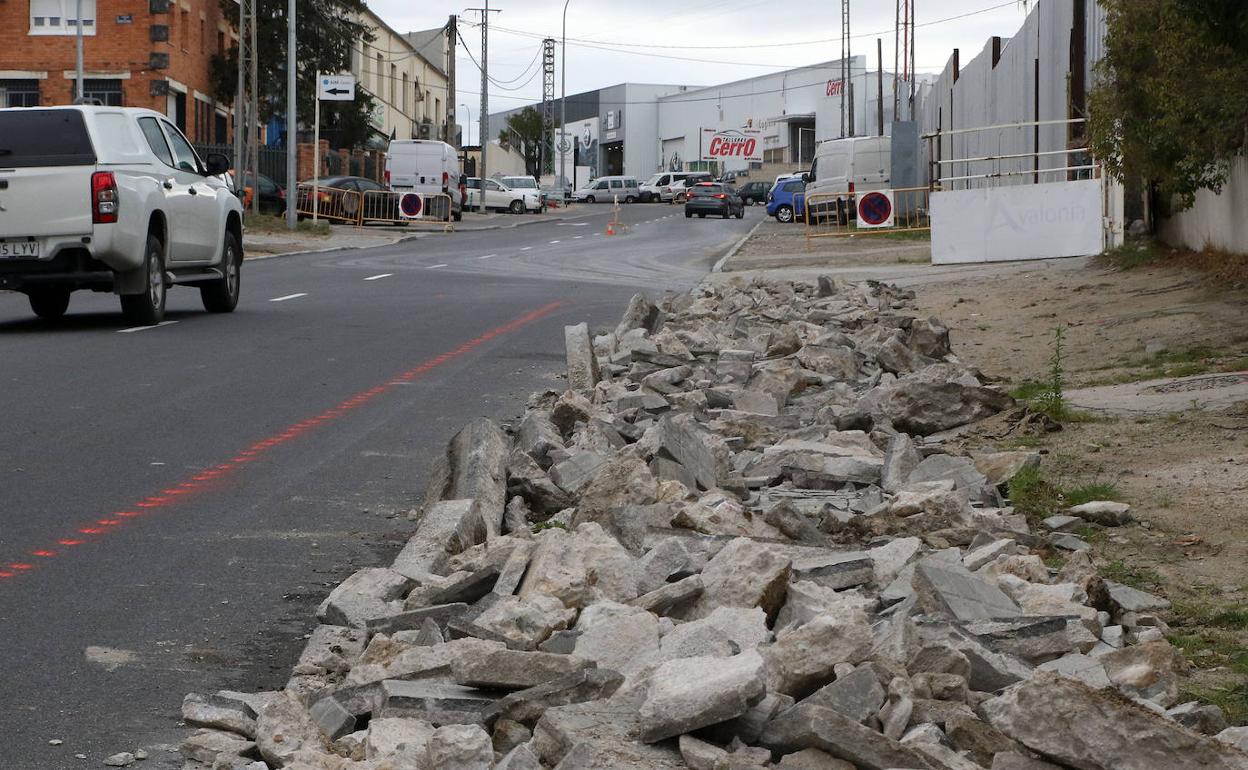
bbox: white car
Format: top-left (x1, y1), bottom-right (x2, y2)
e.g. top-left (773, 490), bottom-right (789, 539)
top-left (0, 105), bottom-right (244, 324)
top-left (385, 139), bottom-right (464, 221)
top-left (464, 177), bottom-right (541, 214)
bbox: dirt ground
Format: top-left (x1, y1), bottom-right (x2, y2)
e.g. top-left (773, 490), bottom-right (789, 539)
top-left (913, 254), bottom-right (1248, 720)
top-left (731, 217), bottom-right (931, 267)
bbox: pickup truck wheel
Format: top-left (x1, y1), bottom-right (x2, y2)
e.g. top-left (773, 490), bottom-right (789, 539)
top-left (120, 234), bottom-right (167, 325)
top-left (509, 199), bottom-right (525, 215)
top-left (201, 229), bottom-right (242, 313)
top-left (28, 289), bottom-right (71, 319)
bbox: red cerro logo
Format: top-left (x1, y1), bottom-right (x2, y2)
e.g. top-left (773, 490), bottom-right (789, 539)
top-left (707, 131), bottom-right (757, 158)
top-left (826, 79), bottom-right (845, 97)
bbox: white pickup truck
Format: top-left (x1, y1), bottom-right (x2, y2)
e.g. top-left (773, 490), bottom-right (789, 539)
top-left (0, 105), bottom-right (244, 324)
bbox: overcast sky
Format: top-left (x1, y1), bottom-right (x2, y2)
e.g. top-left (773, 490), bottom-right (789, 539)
top-left (369, 0), bottom-right (1034, 142)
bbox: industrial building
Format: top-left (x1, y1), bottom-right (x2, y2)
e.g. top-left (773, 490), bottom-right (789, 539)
top-left (486, 57), bottom-right (927, 183)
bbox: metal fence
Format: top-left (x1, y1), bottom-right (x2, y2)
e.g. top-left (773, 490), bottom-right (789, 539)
top-left (804, 186), bottom-right (935, 245)
top-left (194, 144), bottom-right (288, 188)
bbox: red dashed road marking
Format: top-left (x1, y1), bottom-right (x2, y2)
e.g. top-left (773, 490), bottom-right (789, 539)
top-left (0, 300), bottom-right (565, 583)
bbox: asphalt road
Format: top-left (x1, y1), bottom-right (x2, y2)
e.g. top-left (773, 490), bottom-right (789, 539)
top-left (0, 201), bottom-right (758, 767)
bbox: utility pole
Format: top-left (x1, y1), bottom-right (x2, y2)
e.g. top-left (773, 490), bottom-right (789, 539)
top-left (466, 3), bottom-right (500, 183)
top-left (909, 0), bottom-right (916, 119)
top-left (74, 0), bottom-right (84, 101)
top-left (893, 0), bottom-right (900, 120)
top-left (540, 38), bottom-right (556, 177)
top-left (877, 38), bottom-right (885, 136)
top-left (840, 0), bottom-right (850, 138)
top-left (284, 0), bottom-right (296, 229)
top-left (561, 0), bottom-right (572, 194)
top-left (446, 15), bottom-right (457, 145)
top-left (234, 0), bottom-right (258, 209)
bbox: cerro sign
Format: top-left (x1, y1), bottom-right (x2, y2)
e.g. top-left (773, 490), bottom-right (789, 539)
top-left (700, 128), bottom-right (763, 162)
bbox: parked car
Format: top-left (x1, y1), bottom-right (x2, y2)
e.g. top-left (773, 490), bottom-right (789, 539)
top-left (464, 177), bottom-right (540, 214)
top-left (766, 177), bottom-right (808, 223)
top-left (0, 105), bottom-right (243, 324)
top-left (498, 175), bottom-right (548, 211)
top-left (737, 181), bottom-right (770, 206)
top-left (225, 170), bottom-right (285, 216)
top-left (684, 182), bottom-right (745, 219)
top-left (717, 170), bottom-right (747, 184)
top-left (572, 175), bottom-right (641, 203)
top-left (384, 139), bottom-right (464, 221)
top-left (297, 176), bottom-right (400, 223)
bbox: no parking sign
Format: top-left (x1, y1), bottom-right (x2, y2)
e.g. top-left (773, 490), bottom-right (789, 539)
top-left (399, 193), bottom-right (423, 219)
top-left (856, 190), bottom-right (895, 229)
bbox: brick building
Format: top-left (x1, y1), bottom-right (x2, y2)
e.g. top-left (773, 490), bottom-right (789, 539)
top-left (0, 0), bottom-right (235, 143)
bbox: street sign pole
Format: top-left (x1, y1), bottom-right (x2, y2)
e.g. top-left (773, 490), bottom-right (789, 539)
top-left (285, 0), bottom-right (296, 230)
top-left (313, 71), bottom-right (320, 223)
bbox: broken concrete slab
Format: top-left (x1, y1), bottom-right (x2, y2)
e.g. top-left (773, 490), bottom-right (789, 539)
top-left (760, 703), bottom-right (939, 770)
top-left (451, 648), bottom-right (594, 691)
top-left (565, 322), bottom-right (601, 392)
top-left (639, 650), bottom-right (767, 742)
top-left (983, 673), bottom-right (1248, 770)
top-left (316, 568), bottom-right (414, 628)
top-left (913, 558), bottom-right (1022, 622)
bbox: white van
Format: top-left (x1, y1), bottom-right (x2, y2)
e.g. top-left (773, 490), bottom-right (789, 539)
top-left (805, 136), bottom-right (891, 198)
top-left (572, 176), bottom-right (641, 204)
top-left (384, 139), bottom-right (463, 221)
top-left (640, 171), bottom-right (714, 202)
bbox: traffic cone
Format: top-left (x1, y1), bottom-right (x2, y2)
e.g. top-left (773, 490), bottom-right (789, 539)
top-left (606, 221), bottom-right (616, 236)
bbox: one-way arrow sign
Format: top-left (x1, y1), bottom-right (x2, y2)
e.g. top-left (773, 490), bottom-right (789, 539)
top-left (318, 74), bottom-right (355, 102)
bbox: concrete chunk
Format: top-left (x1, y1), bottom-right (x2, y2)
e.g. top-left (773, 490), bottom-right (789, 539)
top-left (452, 648), bottom-right (594, 690)
top-left (913, 558), bottom-right (1021, 621)
top-left (760, 703), bottom-right (938, 770)
top-left (316, 567), bottom-right (413, 628)
top-left (639, 650), bottom-right (767, 742)
top-left (565, 322), bottom-right (601, 391)
top-left (983, 672), bottom-right (1248, 770)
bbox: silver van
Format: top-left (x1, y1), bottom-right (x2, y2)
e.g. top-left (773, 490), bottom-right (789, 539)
top-left (572, 175), bottom-right (641, 203)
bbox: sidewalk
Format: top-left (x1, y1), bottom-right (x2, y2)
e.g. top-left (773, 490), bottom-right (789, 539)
top-left (242, 205), bottom-right (599, 258)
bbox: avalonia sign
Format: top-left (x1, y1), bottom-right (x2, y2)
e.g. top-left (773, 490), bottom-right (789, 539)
top-left (700, 128), bottom-right (763, 162)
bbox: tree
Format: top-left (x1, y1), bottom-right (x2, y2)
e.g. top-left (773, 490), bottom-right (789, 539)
top-left (1088, 0), bottom-right (1248, 211)
top-left (498, 106), bottom-right (546, 176)
top-left (210, 0), bottom-right (380, 149)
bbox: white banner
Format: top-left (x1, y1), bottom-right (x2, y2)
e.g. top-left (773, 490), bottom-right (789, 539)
top-left (700, 128), bottom-right (763, 162)
top-left (931, 179), bottom-right (1103, 264)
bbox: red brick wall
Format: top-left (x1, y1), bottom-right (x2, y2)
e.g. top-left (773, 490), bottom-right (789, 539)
top-left (0, 0), bottom-right (231, 143)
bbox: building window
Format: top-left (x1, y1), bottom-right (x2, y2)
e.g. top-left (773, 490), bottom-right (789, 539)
top-left (0, 79), bottom-right (41, 107)
top-left (401, 72), bottom-right (408, 114)
top-left (376, 53), bottom-right (383, 95)
top-left (180, 9), bottom-right (189, 50)
top-left (217, 30), bottom-right (225, 53)
top-left (81, 78), bottom-right (122, 105)
top-left (390, 64), bottom-right (396, 107)
top-left (200, 18), bottom-right (205, 53)
top-left (30, 0), bottom-right (96, 35)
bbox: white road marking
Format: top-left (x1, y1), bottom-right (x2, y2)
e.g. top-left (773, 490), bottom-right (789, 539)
top-left (478, 253), bottom-right (497, 260)
top-left (427, 263), bottom-right (448, 269)
top-left (549, 240), bottom-right (560, 244)
top-left (556, 222), bottom-right (589, 227)
top-left (520, 246), bottom-right (533, 251)
top-left (363, 273), bottom-right (393, 281)
top-left (118, 320), bottom-right (179, 333)
top-left (573, 235), bottom-right (583, 239)
top-left (269, 293), bottom-right (307, 302)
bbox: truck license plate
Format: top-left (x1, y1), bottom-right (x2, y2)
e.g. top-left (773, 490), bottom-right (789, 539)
top-left (0, 241), bottom-right (39, 258)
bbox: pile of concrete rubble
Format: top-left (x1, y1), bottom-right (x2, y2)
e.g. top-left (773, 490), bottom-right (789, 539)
top-left (174, 278), bottom-right (1248, 770)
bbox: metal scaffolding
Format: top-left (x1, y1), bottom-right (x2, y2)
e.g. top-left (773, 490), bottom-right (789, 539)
top-left (541, 38), bottom-right (556, 176)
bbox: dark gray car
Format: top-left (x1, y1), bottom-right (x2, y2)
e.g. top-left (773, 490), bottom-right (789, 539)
top-left (684, 183), bottom-right (745, 219)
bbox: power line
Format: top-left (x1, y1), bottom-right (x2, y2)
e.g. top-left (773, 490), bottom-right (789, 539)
top-left (464, 1), bottom-right (1020, 56)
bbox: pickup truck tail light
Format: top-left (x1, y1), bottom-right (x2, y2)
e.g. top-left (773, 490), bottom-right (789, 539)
top-left (442, 171), bottom-right (449, 192)
top-left (714, 193), bottom-right (727, 199)
top-left (384, 170), bottom-right (391, 187)
top-left (92, 172), bottom-right (119, 224)
top-left (848, 181), bottom-right (856, 194)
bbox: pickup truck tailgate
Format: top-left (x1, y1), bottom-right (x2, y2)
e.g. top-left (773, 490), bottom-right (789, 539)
top-left (0, 109), bottom-right (98, 238)
top-left (0, 166), bottom-right (96, 237)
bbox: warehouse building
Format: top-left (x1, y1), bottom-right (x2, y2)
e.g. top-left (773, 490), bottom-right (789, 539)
top-left (487, 57), bottom-right (924, 182)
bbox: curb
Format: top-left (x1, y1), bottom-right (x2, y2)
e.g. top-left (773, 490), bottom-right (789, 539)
top-left (713, 218), bottom-right (765, 273)
top-left (243, 233), bottom-right (425, 261)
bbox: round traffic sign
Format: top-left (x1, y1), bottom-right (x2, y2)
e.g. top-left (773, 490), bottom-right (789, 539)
top-left (858, 191), bottom-right (893, 226)
top-left (400, 193), bottom-right (423, 218)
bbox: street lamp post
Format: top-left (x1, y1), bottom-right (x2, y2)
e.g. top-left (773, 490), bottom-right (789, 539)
top-left (560, 0), bottom-right (571, 197)
top-left (460, 103), bottom-right (472, 146)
